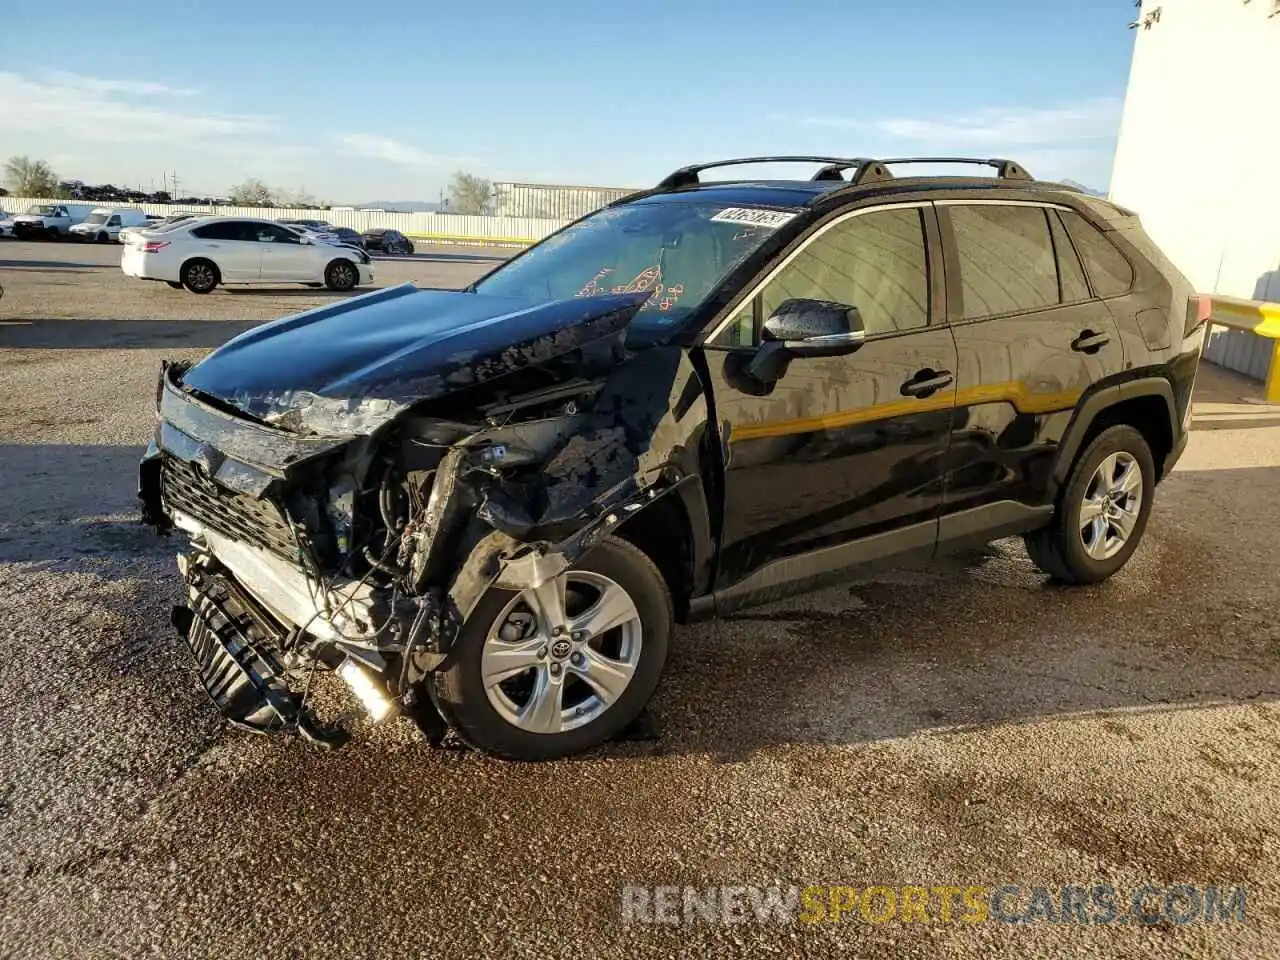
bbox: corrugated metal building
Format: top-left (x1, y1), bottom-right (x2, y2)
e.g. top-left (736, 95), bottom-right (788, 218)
top-left (491, 182), bottom-right (640, 221)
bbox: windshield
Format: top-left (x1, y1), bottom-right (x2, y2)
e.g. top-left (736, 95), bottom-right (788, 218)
top-left (85, 213), bottom-right (109, 225)
top-left (473, 201), bottom-right (785, 330)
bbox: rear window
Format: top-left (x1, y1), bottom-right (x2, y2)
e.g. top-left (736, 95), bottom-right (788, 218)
top-left (1059, 210), bottom-right (1134, 298)
top-left (950, 205), bottom-right (1059, 318)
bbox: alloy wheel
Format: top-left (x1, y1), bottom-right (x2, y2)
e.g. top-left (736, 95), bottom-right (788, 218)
top-left (186, 263), bottom-right (215, 291)
top-left (1079, 451), bottom-right (1143, 561)
top-left (480, 571), bottom-right (643, 735)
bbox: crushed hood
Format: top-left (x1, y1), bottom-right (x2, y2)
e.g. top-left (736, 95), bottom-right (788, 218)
top-left (179, 284), bottom-right (651, 435)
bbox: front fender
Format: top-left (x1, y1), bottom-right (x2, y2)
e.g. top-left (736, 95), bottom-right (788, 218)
top-left (445, 346), bottom-right (710, 620)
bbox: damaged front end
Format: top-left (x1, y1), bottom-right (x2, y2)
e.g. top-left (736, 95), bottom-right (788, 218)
top-left (140, 285), bottom-right (704, 745)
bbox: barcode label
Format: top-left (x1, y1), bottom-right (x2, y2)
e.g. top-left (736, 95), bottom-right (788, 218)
top-left (709, 207), bottom-right (797, 229)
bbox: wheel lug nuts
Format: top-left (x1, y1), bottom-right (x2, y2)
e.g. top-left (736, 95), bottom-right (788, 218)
top-left (537, 645), bottom-right (548, 659)
top-left (549, 663), bottom-right (562, 677)
top-left (571, 631), bottom-right (584, 642)
top-left (571, 652), bottom-right (584, 666)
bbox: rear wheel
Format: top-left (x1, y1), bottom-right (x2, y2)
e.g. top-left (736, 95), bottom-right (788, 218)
top-left (324, 259), bottom-right (359, 291)
top-left (1024, 425), bottom-right (1155, 584)
top-left (180, 259), bottom-right (219, 294)
top-left (431, 536), bottom-right (672, 760)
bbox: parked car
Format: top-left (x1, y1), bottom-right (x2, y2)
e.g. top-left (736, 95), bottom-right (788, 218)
top-left (330, 226), bottom-right (365, 249)
top-left (361, 227), bottom-right (414, 255)
top-left (11, 202), bottom-right (98, 240)
top-left (279, 222), bottom-right (341, 245)
top-left (138, 155), bottom-right (1202, 761)
top-left (0, 210), bottom-right (16, 239)
top-left (119, 212), bottom-right (207, 245)
top-left (68, 207), bottom-right (150, 243)
top-left (121, 216), bottom-right (373, 293)
top-left (277, 218), bottom-right (335, 233)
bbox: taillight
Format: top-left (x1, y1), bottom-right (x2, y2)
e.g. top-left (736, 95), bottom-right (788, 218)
top-left (141, 240), bottom-right (170, 253)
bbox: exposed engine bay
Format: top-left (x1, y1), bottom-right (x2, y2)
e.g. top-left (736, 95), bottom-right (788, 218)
top-left (139, 285), bottom-right (704, 747)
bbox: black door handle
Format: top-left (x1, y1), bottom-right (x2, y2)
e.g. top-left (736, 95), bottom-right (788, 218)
top-left (1071, 330), bottom-right (1111, 354)
top-left (900, 369), bottom-right (954, 398)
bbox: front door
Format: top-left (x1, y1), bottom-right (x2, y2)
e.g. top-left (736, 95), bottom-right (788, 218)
top-left (937, 201), bottom-right (1127, 522)
top-left (699, 203), bottom-right (958, 599)
top-left (254, 223), bottom-right (317, 281)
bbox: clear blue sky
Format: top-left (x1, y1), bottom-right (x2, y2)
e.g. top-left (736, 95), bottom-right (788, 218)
top-left (2, 0), bottom-right (1136, 202)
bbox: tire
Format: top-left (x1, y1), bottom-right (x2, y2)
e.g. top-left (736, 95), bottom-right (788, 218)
top-left (431, 536), bottom-right (672, 761)
top-left (1024, 424), bottom-right (1155, 584)
top-left (166, 281), bottom-right (184, 289)
top-left (97, 232), bottom-right (109, 243)
top-left (180, 259), bottom-right (219, 294)
top-left (324, 259), bottom-right (359, 291)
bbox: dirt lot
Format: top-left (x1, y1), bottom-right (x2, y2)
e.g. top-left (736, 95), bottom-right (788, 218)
top-left (2, 240), bottom-right (1280, 959)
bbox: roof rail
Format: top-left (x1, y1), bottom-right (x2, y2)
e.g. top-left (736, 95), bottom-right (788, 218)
top-left (874, 157), bottom-right (1034, 181)
top-left (655, 156), bottom-right (867, 190)
top-left (653, 155), bottom-right (1034, 191)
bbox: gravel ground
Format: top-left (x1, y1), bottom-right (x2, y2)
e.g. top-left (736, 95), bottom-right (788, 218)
top-left (2, 242), bottom-right (1280, 958)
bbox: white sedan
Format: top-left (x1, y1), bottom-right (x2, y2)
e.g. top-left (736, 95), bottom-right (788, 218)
top-left (121, 216), bottom-right (374, 293)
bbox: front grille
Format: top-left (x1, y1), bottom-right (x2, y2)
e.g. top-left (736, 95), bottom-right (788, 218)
top-left (161, 455), bottom-right (299, 560)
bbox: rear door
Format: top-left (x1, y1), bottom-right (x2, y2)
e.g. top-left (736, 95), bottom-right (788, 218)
top-left (700, 202), bottom-right (958, 594)
top-left (936, 200), bottom-right (1126, 526)
top-left (189, 220), bottom-right (262, 280)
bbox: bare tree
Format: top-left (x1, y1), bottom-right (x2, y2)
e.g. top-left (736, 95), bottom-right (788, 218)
top-left (4, 156), bottom-right (61, 196)
top-left (229, 178), bottom-right (276, 206)
top-left (277, 187), bottom-right (321, 209)
top-left (447, 171), bottom-right (493, 215)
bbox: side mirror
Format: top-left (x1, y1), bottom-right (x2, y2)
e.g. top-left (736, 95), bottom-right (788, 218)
top-left (748, 298), bottom-right (866, 384)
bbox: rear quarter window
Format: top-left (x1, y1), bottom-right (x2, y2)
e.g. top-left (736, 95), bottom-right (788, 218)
top-left (1059, 210), bottom-right (1134, 298)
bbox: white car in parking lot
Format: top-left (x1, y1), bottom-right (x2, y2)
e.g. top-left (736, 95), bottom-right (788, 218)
top-left (121, 216), bottom-right (374, 293)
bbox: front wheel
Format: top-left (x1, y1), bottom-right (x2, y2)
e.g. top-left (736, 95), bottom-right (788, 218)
top-left (1024, 424), bottom-right (1155, 584)
top-left (324, 259), bottom-right (359, 291)
top-left (431, 536), bottom-right (672, 760)
top-left (97, 231), bottom-right (109, 243)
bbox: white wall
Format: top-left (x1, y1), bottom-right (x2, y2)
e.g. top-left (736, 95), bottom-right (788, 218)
top-left (0, 197), bottom-right (568, 246)
top-left (1110, 0), bottom-right (1280, 300)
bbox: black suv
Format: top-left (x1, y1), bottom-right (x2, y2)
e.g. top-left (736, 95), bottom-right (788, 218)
top-left (140, 156), bottom-right (1203, 761)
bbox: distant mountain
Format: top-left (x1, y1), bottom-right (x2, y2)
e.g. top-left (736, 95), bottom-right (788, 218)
top-left (1060, 179), bottom-right (1106, 198)
top-left (350, 200), bottom-right (441, 213)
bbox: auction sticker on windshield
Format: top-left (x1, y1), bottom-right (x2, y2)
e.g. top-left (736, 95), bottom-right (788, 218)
top-left (709, 207), bottom-right (797, 229)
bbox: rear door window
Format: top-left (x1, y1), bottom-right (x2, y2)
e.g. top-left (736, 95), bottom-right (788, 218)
top-left (1058, 210), bottom-right (1134, 298)
top-left (191, 221), bottom-right (246, 241)
top-left (949, 205), bottom-right (1058, 319)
